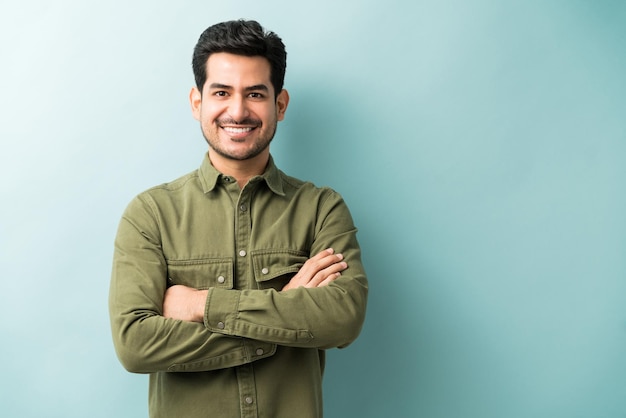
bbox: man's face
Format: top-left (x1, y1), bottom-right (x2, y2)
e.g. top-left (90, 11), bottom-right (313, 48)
top-left (190, 52), bottom-right (289, 163)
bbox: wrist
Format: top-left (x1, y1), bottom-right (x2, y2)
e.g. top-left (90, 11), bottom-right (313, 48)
top-left (195, 289), bottom-right (209, 323)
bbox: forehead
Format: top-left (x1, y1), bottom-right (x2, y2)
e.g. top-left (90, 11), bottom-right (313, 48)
top-left (205, 52), bottom-right (272, 87)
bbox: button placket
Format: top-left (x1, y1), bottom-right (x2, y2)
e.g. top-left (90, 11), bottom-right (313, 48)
top-left (236, 364), bottom-right (258, 416)
top-left (234, 184), bottom-right (254, 292)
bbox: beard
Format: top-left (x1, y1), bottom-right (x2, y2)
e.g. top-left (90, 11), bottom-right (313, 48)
top-left (202, 116), bottom-right (278, 161)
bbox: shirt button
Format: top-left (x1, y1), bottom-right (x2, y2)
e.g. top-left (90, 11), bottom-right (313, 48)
top-left (217, 275), bottom-right (225, 284)
top-left (239, 203), bottom-right (247, 212)
top-left (256, 348), bottom-right (264, 356)
top-left (239, 250), bottom-right (247, 257)
top-left (245, 397), bottom-right (253, 405)
top-left (217, 321), bottom-right (225, 329)
top-left (261, 267), bottom-right (269, 275)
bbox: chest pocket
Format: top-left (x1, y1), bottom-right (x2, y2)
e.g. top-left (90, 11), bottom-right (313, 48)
top-left (251, 250), bottom-right (308, 291)
top-left (167, 258), bottom-right (234, 289)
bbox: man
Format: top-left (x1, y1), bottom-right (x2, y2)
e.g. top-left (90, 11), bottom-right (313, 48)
top-left (109, 19), bottom-right (368, 418)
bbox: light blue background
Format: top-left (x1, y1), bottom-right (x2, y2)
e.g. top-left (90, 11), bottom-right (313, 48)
top-left (1, 1), bottom-right (625, 417)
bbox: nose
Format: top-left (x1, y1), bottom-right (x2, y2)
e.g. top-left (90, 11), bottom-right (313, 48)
top-left (227, 95), bottom-right (250, 123)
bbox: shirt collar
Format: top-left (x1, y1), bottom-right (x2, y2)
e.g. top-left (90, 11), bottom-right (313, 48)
top-left (198, 154), bottom-right (285, 196)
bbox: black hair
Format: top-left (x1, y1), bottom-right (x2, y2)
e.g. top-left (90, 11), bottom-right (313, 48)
top-left (192, 19), bottom-right (287, 97)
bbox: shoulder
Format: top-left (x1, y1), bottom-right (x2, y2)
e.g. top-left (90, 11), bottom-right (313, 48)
top-left (138, 169), bottom-right (203, 201)
top-left (142, 169), bottom-right (200, 195)
top-left (277, 170), bottom-right (347, 212)
top-left (278, 170), bottom-right (338, 197)
top-left (125, 169), bottom-right (202, 214)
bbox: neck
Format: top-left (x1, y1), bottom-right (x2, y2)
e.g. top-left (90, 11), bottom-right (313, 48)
top-left (208, 150), bottom-right (269, 188)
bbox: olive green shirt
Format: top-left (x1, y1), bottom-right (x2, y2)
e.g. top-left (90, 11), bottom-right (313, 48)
top-left (109, 155), bottom-right (368, 418)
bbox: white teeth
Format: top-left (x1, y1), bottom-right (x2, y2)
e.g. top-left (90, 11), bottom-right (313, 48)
top-left (223, 127), bottom-right (253, 134)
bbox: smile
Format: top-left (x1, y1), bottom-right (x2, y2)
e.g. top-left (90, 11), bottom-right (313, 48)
top-left (222, 126), bottom-right (255, 134)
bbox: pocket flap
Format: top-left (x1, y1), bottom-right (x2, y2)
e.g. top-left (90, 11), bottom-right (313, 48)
top-left (167, 258), bottom-right (234, 289)
top-left (251, 250), bottom-right (307, 283)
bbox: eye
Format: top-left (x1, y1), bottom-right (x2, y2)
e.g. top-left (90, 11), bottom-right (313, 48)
top-left (248, 92), bottom-right (265, 99)
top-left (214, 91), bottom-right (228, 97)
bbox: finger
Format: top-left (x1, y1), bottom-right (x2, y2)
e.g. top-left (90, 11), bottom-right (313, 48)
top-left (308, 251), bottom-right (344, 273)
top-left (311, 248), bottom-right (335, 259)
top-left (306, 261), bottom-right (347, 288)
top-left (290, 250), bottom-right (338, 285)
top-left (317, 272), bottom-right (342, 288)
top-left (283, 249), bottom-right (346, 290)
top-left (299, 254), bottom-right (344, 287)
top-left (299, 249), bottom-right (337, 275)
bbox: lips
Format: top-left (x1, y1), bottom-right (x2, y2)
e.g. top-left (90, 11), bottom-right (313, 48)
top-left (222, 126), bottom-right (254, 134)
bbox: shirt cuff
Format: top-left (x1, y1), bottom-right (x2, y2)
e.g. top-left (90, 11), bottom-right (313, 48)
top-left (204, 287), bottom-right (240, 335)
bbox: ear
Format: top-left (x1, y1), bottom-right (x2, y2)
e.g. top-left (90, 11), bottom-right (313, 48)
top-left (275, 89), bottom-right (290, 121)
top-left (189, 86), bottom-right (202, 121)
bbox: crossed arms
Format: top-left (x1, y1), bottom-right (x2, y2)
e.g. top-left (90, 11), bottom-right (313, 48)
top-left (163, 248), bottom-right (347, 322)
top-left (109, 190), bottom-right (368, 374)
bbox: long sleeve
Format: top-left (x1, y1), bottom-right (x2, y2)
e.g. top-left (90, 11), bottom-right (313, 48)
top-left (202, 190), bottom-right (368, 349)
top-left (109, 160), bottom-right (368, 374)
top-left (109, 195), bottom-right (276, 374)
top-left (108, 156), bottom-right (368, 417)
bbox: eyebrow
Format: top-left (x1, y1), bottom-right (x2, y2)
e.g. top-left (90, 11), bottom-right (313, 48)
top-left (208, 83), bottom-right (270, 93)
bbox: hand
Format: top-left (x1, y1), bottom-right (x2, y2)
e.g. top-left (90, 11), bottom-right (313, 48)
top-left (163, 285), bottom-right (208, 323)
top-left (282, 248), bottom-right (347, 291)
